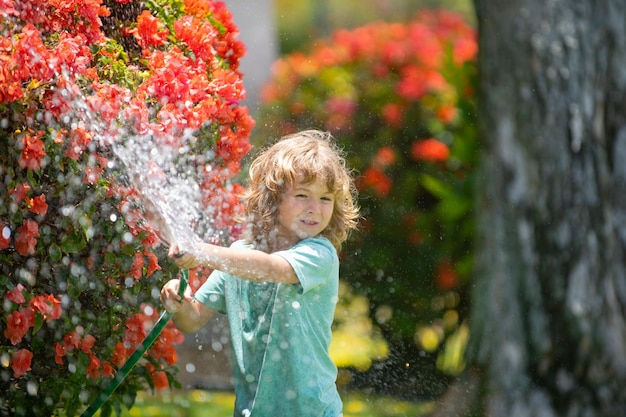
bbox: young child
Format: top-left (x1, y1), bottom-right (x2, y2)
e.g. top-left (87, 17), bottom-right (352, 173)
top-left (160, 130), bottom-right (360, 417)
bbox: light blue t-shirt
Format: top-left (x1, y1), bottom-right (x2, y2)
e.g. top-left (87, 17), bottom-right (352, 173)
top-left (193, 237), bottom-right (343, 417)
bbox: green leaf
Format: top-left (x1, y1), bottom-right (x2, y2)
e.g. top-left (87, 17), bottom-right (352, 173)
top-left (420, 173), bottom-right (453, 200)
top-left (60, 230), bottom-right (87, 253)
top-left (48, 243), bottom-right (62, 263)
top-left (32, 312), bottom-right (44, 335)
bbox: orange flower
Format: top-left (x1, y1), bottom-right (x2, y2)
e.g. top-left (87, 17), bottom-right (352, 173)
top-left (150, 369), bottom-right (169, 391)
top-left (436, 259), bottom-right (458, 290)
top-left (27, 194), bottom-right (48, 216)
top-left (129, 252), bottom-right (144, 280)
top-left (133, 11), bottom-right (169, 49)
top-left (453, 37), bottom-right (478, 65)
top-left (381, 103), bottom-right (404, 127)
top-left (81, 334), bottom-right (96, 353)
top-left (111, 342), bottom-right (127, 367)
top-left (143, 250), bottom-right (161, 276)
top-left (359, 167), bottom-right (392, 198)
top-left (14, 219), bottom-right (40, 256)
top-left (436, 104), bottom-right (458, 124)
top-left (9, 183), bottom-right (31, 203)
top-left (30, 294), bottom-right (62, 321)
top-left (18, 134), bottom-right (46, 171)
top-left (54, 342), bottom-right (67, 365)
top-left (63, 330), bottom-right (82, 350)
top-left (6, 284), bottom-right (26, 304)
top-left (66, 126), bottom-right (93, 160)
top-left (5, 310), bottom-right (30, 345)
top-left (410, 138), bottom-right (450, 162)
top-left (86, 353), bottom-right (101, 379)
top-left (101, 361), bottom-right (114, 378)
top-left (373, 146), bottom-right (396, 168)
top-left (11, 349), bottom-right (33, 378)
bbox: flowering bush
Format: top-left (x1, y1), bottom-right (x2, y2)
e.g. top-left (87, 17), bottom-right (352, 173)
top-left (255, 10), bottom-right (477, 376)
top-left (0, 0), bottom-right (253, 416)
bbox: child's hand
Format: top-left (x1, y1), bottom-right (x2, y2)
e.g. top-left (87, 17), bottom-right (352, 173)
top-left (168, 244), bottom-right (200, 269)
top-left (160, 278), bottom-right (192, 313)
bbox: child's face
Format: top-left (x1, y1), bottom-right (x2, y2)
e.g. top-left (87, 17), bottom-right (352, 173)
top-left (276, 175), bottom-right (335, 245)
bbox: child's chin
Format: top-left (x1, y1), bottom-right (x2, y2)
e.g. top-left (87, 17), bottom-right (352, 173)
top-left (295, 230), bottom-right (310, 240)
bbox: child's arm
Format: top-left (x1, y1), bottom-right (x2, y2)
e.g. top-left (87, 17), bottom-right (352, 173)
top-left (160, 278), bottom-right (217, 333)
top-left (169, 243), bottom-right (299, 284)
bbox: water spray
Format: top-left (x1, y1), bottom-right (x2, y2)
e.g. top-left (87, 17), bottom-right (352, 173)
top-left (80, 136), bottom-right (205, 417)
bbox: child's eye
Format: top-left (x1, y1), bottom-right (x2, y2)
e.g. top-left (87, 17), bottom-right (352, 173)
top-left (295, 193), bottom-right (308, 198)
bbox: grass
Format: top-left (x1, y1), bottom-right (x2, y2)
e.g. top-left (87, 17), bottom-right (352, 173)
top-left (116, 390), bottom-right (434, 417)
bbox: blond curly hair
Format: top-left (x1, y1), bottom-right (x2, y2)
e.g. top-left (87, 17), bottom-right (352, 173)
top-left (240, 130), bottom-right (359, 251)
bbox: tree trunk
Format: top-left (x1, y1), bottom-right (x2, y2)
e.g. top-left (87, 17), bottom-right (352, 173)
top-left (466, 0), bottom-right (626, 416)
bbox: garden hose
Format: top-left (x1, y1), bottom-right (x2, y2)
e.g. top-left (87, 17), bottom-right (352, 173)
top-left (80, 269), bottom-right (189, 417)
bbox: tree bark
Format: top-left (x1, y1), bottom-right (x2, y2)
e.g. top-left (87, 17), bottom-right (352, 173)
top-left (466, 0), bottom-right (626, 416)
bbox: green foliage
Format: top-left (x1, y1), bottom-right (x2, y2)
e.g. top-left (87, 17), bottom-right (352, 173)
top-left (0, 0), bottom-right (252, 415)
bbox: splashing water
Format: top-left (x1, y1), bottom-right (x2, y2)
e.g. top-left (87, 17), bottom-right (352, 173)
top-left (63, 80), bottom-right (226, 253)
top-left (112, 133), bottom-right (205, 249)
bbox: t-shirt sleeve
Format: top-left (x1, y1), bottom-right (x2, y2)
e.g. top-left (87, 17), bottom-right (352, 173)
top-left (274, 237), bottom-right (338, 294)
top-left (192, 269), bottom-right (227, 313)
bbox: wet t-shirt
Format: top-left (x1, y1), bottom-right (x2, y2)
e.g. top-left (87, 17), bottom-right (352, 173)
top-left (193, 237), bottom-right (342, 417)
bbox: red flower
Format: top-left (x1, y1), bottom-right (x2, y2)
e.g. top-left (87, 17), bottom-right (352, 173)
top-left (11, 349), bottom-right (33, 378)
top-left (66, 126), bottom-right (93, 160)
top-left (27, 194), bottom-right (48, 216)
top-left (30, 294), bottom-right (62, 321)
top-left (174, 16), bottom-right (216, 63)
top-left (18, 134), bottom-right (47, 171)
top-left (86, 353), bottom-right (101, 379)
top-left (9, 183), bottom-right (31, 203)
top-left (397, 67), bottom-right (447, 101)
top-left (436, 104), bottom-right (458, 124)
top-left (373, 146), bottom-right (396, 168)
top-left (81, 334), bottom-right (96, 353)
top-left (5, 310), bottom-right (31, 345)
top-left (381, 103), bottom-right (404, 127)
top-left (101, 361), bottom-right (114, 378)
top-left (63, 330), bottom-right (82, 351)
top-left (54, 342), bottom-right (67, 365)
top-left (410, 138), bottom-right (450, 162)
top-left (453, 36), bottom-right (478, 65)
top-left (436, 259), bottom-right (458, 290)
top-left (359, 167), bottom-right (392, 198)
top-left (6, 284), bottom-right (26, 304)
top-left (133, 10), bottom-right (169, 49)
top-left (144, 250), bottom-right (161, 276)
top-left (111, 342), bottom-right (127, 367)
top-left (15, 219), bottom-right (40, 256)
top-left (129, 252), bottom-right (144, 280)
top-left (150, 369), bottom-right (169, 390)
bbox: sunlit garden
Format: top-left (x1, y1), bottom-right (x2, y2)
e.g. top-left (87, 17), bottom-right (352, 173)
top-left (1, 0), bottom-right (476, 415)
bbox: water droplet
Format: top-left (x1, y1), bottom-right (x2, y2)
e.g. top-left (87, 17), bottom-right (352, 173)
top-left (26, 381), bottom-right (38, 396)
